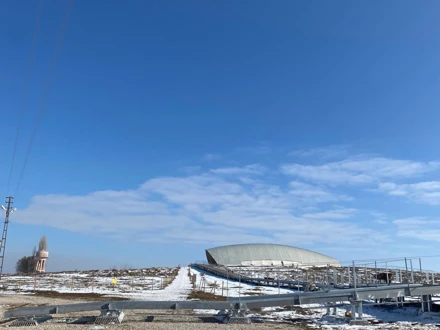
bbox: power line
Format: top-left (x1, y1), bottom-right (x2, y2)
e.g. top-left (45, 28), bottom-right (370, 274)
top-left (6, 0), bottom-right (43, 196)
top-left (0, 197), bottom-right (16, 279)
top-left (15, 0), bottom-right (75, 196)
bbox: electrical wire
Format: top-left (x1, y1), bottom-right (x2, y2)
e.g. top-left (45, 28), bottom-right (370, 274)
top-left (6, 0), bottom-right (43, 196)
top-left (15, 0), bottom-right (75, 196)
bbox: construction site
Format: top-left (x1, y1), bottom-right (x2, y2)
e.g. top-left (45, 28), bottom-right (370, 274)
top-left (2, 0), bottom-right (440, 329)
top-left (0, 240), bottom-right (439, 328)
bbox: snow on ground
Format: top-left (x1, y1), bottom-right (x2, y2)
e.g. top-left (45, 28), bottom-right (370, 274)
top-left (100, 266), bottom-right (193, 300)
top-left (189, 267), bottom-right (293, 297)
top-left (246, 302), bottom-right (440, 329)
top-left (253, 304), bottom-right (440, 329)
top-left (150, 266), bottom-right (193, 301)
top-left (189, 267), bottom-right (440, 329)
top-left (2, 265), bottom-right (440, 328)
top-left (0, 267), bottom-right (192, 301)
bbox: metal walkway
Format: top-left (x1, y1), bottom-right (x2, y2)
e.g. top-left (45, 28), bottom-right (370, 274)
top-left (4, 283), bottom-right (440, 320)
top-left (191, 263), bottom-right (423, 291)
top-left (191, 263), bottom-right (320, 289)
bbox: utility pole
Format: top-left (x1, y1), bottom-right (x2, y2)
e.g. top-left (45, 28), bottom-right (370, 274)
top-left (0, 197), bottom-right (16, 279)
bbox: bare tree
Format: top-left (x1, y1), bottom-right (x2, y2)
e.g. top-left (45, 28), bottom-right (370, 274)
top-left (16, 256), bottom-right (35, 274)
top-left (32, 245), bottom-right (36, 257)
top-left (39, 235), bottom-right (47, 251)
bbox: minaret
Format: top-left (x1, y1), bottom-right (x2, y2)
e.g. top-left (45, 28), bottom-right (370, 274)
top-left (35, 235), bottom-right (49, 273)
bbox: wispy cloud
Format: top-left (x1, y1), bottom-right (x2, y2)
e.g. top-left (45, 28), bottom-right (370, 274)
top-left (14, 151), bottom-right (440, 256)
top-left (370, 211), bottom-right (389, 224)
top-left (14, 164), bottom-right (385, 249)
top-left (281, 157), bottom-right (440, 186)
top-left (302, 208), bottom-right (357, 220)
top-left (282, 163), bottom-right (371, 185)
top-left (288, 181), bottom-right (352, 204)
top-left (273, 224), bottom-right (389, 247)
top-left (210, 164), bottom-right (267, 175)
top-left (377, 181), bottom-right (440, 205)
top-left (394, 217), bottom-right (440, 242)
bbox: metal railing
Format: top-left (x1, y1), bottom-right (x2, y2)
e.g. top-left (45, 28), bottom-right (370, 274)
top-left (5, 282), bottom-right (440, 319)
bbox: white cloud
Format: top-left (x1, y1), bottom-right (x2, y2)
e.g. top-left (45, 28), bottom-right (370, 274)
top-left (238, 177), bottom-right (261, 185)
top-left (210, 164), bottom-right (267, 175)
top-left (142, 175), bottom-right (247, 209)
top-left (148, 225), bottom-right (273, 245)
top-left (377, 181), bottom-right (440, 205)
top-left (282, 163), bottom-right (372, 185)
top-left (302, 208), bottom-right (357, 220)
top-left (13, 165), bottom-right (386, 249)
top-left (281, 157), bottom-right (440, 185)
top-left (288, 181), bottom-right (352, 204)
top-left (370, 211), bottom-right (389, 224)
top-left (18, 192), bottom-right (194, 234)
top-left (394, 217), bottom-right (440, 242)
top-left (15, 149), bottom-right (440, 268)
top-left (17, 150), bottom-right (440, 255)
top-left (273, 223), bottom-right (389, 247)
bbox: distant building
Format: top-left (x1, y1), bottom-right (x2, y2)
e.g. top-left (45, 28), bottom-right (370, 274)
top-left (35, 250), bottom-right (49, 272)
top-left (205, 243), bottom-right (339, 267)
top-left (35, 235), bottom-right (49, 272)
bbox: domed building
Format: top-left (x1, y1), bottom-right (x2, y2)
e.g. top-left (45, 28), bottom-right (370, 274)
top-left (205, 243), bottom-right (339, 267)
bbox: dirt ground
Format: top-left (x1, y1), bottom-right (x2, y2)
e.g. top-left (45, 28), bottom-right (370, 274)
top-left (0, 294), bottom-right (301, 329)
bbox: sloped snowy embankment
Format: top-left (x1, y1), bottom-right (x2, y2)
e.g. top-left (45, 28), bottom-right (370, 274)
top-left (189, 267), bottom-right (440, 329)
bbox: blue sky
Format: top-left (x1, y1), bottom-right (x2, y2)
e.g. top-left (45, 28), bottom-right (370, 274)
top-left (1, 0), bottom-right (440, 272)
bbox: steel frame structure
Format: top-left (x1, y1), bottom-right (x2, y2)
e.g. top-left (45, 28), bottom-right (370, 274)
top-left (4, 283), bottom-right (440, 320)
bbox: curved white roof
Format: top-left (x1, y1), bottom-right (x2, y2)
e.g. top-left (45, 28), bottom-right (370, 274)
top-left (205, 243), bottom-right (339, 266)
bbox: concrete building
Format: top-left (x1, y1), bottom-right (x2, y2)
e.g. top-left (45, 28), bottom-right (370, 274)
top-left (205, 243), bottom-right (339, 267)
top-left (35, 250), bottom-right (49, 272)
top-left (35, 235), bottom-right (49, 273)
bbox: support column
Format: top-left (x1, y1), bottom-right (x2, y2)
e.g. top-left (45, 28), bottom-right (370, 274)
top-left (358, 301), bottom-right (363, 320)
top-left (422, 294), bottom-right (433, 313)
top-left (410, 259), bottom-right (414, 283)
top-left (349, 301), bottom-right (369, 326)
